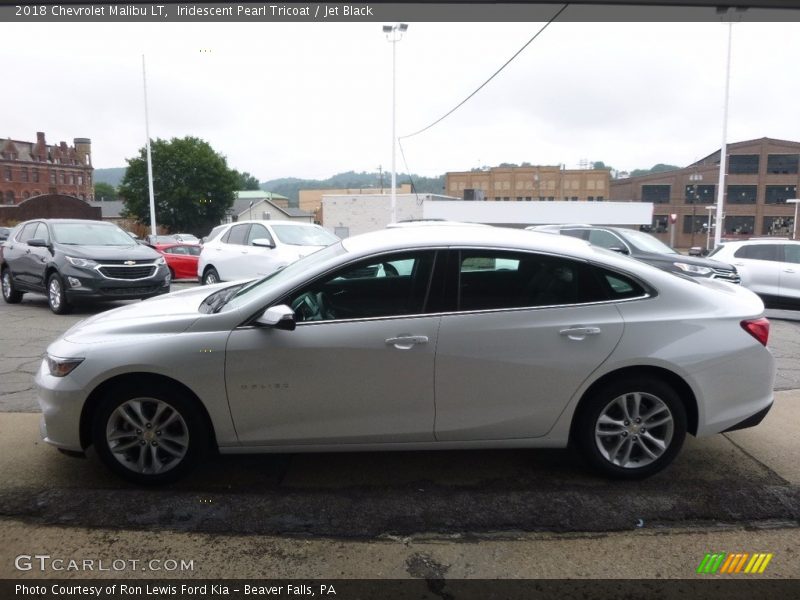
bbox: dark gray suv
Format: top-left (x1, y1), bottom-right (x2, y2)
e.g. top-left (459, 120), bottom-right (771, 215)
top-left (1, 219), bottom-right (170, 314)
top-left (529, 225), bottom-right (741, 284)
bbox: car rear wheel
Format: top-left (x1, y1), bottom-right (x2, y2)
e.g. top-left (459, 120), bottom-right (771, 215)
top-left (92, 383), bottom-right (209, 485)
top-left (575, 377), bottom-right (687, 479)
top-left (202, 266), bottom-right (220, 285)
top-left (47, 273), bottom-right (72, 314)
top-left (1, 268), bottom-right (23, 303)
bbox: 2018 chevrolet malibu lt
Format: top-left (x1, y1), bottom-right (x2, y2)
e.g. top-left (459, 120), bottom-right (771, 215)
top-left (197, 219), bottom-right (339, 285)
top-left (36, 225), bottom-right (774, 484)
top-left (529, 224), bottom-right (741, 283)
top-left (1, 219), bottom-right (170, 314)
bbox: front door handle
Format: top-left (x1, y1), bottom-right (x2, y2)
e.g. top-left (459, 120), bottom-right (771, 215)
top-left (559, 326), bottom-right (601, 340)
top-left (385, 335), bottom-right (429, 349)
top-left (784, 268), bottom-right (796, 273)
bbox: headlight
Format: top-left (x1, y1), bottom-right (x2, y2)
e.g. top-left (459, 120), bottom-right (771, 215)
top-left (673, 262), bottom-right (713, 276)
top-left (45, 355), bottom-right (84, 377)
top-left (65, 256), bottom-right (99, 269)
top-left (155, 257), bottom-right (166, 266)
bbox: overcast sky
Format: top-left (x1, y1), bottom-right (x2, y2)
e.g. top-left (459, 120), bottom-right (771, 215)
top-left (3, 8), bottom-right (800, 182)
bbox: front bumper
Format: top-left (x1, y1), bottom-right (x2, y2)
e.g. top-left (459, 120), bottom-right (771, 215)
top-left (61, 263), bottom-right (170, 302)
top-left (35, 358), bottom-right (87, 452)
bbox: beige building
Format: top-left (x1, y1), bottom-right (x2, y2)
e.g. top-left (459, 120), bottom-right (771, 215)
top-left (299, 184), bottom-right (412, 216)
top-left (445, 165), bottom-right (610, 202)
top-left (610, 137), bottom-right (800, 249)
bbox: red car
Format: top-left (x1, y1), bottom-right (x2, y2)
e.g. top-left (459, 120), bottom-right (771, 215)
top-left (155, 243), bottom-right (201, 280)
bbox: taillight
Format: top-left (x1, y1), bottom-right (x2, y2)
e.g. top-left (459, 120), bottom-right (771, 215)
top-left (741, 318), bottom-right (770, 346)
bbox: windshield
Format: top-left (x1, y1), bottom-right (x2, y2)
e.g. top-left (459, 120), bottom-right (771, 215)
top-left (218, 242), bottom-right (348, 312)
top-left (52, 223), bottom-right (136, 246)
top-left (620, 229), bottom-right (678, 254)
top-left (271, 224), bottom-right (339, 246)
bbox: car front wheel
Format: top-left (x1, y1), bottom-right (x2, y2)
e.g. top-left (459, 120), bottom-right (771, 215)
top-left (92, 383), bottom-right (209, 485)
top-left (575, 377), bottom-right (687, 479)
top-left (47, 273), bottom-right (72, 314)
top-left (1, 268), bottom-right (23, 303)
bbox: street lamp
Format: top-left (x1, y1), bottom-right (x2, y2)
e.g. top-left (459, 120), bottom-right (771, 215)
top-left (787, 199), bottom-right (800, 240)
top-left (383, 23), bottom-right (408, 224)
top-left (689, 171), bottom-right (703, 247)
top-left (705, 205), bottom-right (716, 251)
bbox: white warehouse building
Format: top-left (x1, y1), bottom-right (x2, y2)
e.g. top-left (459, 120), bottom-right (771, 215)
top-left (322, 193), bottom-right (654, 238)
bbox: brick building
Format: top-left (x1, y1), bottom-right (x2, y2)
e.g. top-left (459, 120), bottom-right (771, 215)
top-left (445, 165), bottom-right (610, 202)
top-left (609, 138), bottom-right (800, 249)
top-left (1, 132), bottom-right (94, 205)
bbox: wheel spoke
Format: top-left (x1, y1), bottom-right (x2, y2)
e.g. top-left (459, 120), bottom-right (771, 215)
top-left (641, 431), bottom-right (667, 452)
top-left (116, 406), bottom-right (143, 430)
top-left (645, 415), bottom-right (673, 429)
top-left (636, 437), bottom-right (659, 460)
top-left (111, 439), bottom-right (141, 453)
top-left (149, 446), bottom-right (162, 473)
top-left (159, 440), bottom-right (186, 458)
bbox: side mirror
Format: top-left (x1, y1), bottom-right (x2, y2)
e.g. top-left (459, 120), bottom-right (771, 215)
top-left (608, 246), bottom-right (629, 255)
top-left (27, 238), bottom-right (48, 248)
top-left (252, 238), bottom-right (275, 249)
top-left (256, 304), bottom-right (296, 331)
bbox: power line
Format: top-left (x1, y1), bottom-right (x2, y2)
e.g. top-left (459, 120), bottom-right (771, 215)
top-left (399, 3), bottom-right (569, 142)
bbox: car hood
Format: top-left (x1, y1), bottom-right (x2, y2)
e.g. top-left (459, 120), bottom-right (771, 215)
top-left (55, 243), bottom-right (161, 262)
top-left (62, 284), bottom-right (229, 343)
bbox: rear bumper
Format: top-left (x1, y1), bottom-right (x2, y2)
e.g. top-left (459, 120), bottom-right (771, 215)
top-left (722, 400), bottom-right (773, 433)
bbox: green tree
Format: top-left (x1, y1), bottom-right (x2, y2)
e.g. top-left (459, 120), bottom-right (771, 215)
top-left (119, 137), bottom-right (238, 235)
top-left (94, 181), bottom-right (118, 202)
top-left (233, 170), bottom-right (261, 191)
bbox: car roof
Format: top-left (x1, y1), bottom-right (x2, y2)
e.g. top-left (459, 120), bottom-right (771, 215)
top-left (719, 238), bottom-right (800, 246)
top-left (225, 219), bottom-right (320, 227)
top-left (341, 224), bottom-right (593, 258)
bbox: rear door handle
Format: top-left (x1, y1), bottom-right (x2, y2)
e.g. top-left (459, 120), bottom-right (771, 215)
top-left (784, 269), bottom-right (796, 273)
top-left (385, 335), bottom-right (429, 349)
top-left (559, 326), bottom-right (601, 340)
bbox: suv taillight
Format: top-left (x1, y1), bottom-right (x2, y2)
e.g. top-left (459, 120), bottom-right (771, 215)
top-left (741, 318), bottom-right (770, 346)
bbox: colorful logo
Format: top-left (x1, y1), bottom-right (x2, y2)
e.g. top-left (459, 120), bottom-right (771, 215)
top-left (696, 552), bottom-right (774, 574)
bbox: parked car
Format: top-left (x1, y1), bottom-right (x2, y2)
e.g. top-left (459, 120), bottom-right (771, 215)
top-left (154, 243), bottom-right (201, 280)
top-left (36, 225), bottom-right (774, 484)
top-left (0, 226), bottom-right (11, 242)
top-left (1, 219), bottom-right (170, 314)
top-left (198, 219), bottom-right (339, 285)
top-left (708, 239), bottom-right (800, 307)
top-left (529, 224), bottom-right (741, 283)
top-left (172, 233), bottom-right (200, 245)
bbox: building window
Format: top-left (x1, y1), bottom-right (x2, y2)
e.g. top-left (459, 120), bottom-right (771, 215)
top-left (724, 216), bottom-right (755, 235)
top-left (728, 154), bottom-right (759, 174)
top-left (685, 184), bottom-right (715, 204)
top-left (641, 185), bottom-right (670, 204)
top-left (596, 196), bottom-right (604, 201)
top-left (59, 171), bottom-right (65, 184)
top-left (502, 197), bottom-right (510, 201)
top-left (763, 216), bottom-right (794, 237)
top-left (67, 173), bottom-right (74, 185)
top-left (650, 215), bottom-right (668, 233)
top-left (765, 185), bottom-right (797, 204)
top-left (727, 185), bottom-right (757, 204)
top-left (32, 168), bottom-right (39, 183)
top-left (516, 196), bottom-right (523, 201)
top-left (5, 191), bottom-right (14, 204)
top-left (50, 171), bottom-right (56, 184)
top-left (683, 215), bottom-right (708, 235)
top-left (22, 191), bottom-right (30, 199)
top-left (3, 167), bottom-right (11, 181)
top-left (20, 168), bottom-right (28, 183)
top-left (587, 196), bottom-right (594, 201)
top-left (767, 154), bottom-right (799, 174)
top-left (77, 175), bottom-right (83, 185)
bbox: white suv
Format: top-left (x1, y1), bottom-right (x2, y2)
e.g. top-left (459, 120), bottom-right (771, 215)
top-left (198, 220), bottom-right (339, 284)
top-left (709, 239), bottom-right (800, 306)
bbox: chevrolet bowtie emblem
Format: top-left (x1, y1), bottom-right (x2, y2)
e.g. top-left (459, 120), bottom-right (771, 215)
top-left (124, 260), bottom-right (137, 265)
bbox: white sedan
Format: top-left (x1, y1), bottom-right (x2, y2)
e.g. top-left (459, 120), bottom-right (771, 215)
top-left (36, 225), bottom-right (775, 484)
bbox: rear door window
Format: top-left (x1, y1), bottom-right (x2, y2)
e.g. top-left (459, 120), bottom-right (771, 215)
top-left (224, 224), bottom-right (250, 246)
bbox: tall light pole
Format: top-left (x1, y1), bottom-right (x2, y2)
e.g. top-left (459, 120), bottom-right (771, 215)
top-left (383, 23), bottom-right (408, 224)
top-left (142, 55), bottom-right (157, 238)
top-left (714, 19), bottom-right (734, 250)
top-left (705, 205), bottom-right (716, 251)
top-left (689, 171), bottom-right (703, 247)
top-left (787, 199), bottom-right (800, 240)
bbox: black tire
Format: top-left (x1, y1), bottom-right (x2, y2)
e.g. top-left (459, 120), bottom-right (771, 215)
top-left (92, 382), bottom-right (209, 485)
top-left (574, 377), bottom-right (687, 479)
top-left (168, 267), bottom-right (176, 281)
top-left (1, 268), bottom-right (23, 303)
top-left (202, 266), bottom-right (220, 285)
top-left (46, 272), bottom-right (72, 314)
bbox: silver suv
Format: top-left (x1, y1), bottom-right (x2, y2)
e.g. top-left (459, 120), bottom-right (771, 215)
top-left (709, 239), bottom-right (800, 307)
